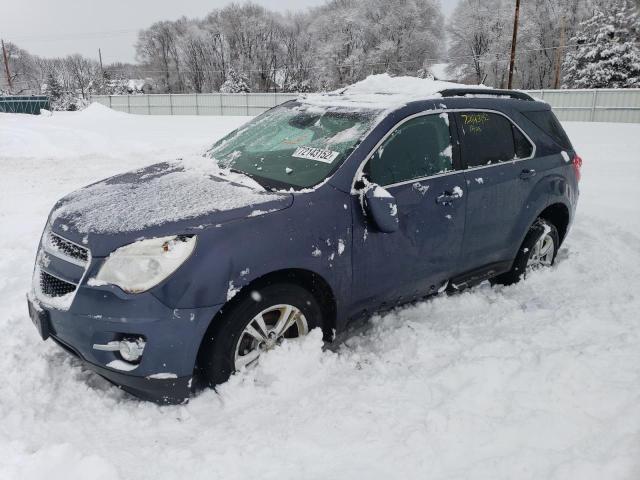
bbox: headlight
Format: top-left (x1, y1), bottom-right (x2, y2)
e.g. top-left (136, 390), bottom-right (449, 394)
top-left (89, 235), bottom-right (197, 293)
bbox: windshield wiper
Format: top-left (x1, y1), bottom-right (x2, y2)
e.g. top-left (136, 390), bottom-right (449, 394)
top-left (228, 168), bottom-right (274, 190)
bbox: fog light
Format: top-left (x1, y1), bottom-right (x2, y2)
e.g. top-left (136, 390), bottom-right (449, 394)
top-left (119, 338), bottom-right (146, 362)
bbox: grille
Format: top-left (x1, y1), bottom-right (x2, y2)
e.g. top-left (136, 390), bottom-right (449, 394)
top-left (48, 233), bottom-right (89, 263)
top-left (40, 271), bottom-right (76, 297)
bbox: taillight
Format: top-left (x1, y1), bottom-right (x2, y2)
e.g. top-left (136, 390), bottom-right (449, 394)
top-left (572, 153), bottom-right (583, 182)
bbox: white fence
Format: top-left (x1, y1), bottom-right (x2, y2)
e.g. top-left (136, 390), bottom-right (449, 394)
top-left (91, 89), bottom-right (640, 123)
top-left (91, 92), bottom-right (297, 117)
top-left (527, 89), bottom-right (640, 123)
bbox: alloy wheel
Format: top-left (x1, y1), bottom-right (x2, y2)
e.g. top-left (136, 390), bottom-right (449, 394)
top-left (234, 304), bottom-right (308, 370)
top-left (526, 231), bottom-right (555, 271)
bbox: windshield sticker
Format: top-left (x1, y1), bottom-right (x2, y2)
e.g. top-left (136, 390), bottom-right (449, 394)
top-left (292, 146), bottom-right (340, 164)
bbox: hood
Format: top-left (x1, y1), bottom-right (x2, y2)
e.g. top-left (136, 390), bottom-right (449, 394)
top-left (48, 160), bottom-right (292, 256)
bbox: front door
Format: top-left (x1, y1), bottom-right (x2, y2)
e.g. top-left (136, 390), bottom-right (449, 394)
top-left (351, 112), bottom-right (467, 313)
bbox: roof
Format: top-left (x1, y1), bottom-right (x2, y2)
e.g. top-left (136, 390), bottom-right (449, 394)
top-left (297, 74), bottom-right (533, 111)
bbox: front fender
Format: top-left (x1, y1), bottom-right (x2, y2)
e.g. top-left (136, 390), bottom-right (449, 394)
top-left (156, 186), bottom-right (353, 316)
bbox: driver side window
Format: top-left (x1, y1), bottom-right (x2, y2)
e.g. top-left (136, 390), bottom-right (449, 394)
top-left (365, 113), bottom-right (454, 186)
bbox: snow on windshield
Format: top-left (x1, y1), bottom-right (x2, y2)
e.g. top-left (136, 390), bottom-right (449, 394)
top-left (207, 103), bottom-right (381, 189)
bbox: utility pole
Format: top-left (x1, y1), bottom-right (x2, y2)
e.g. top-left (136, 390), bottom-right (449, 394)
top-left (98, 48), bottom-right (104, 77)
top-left (2, 39), bottom-right (13, 93)
top-left (507, 0), bottom-right (521, 90)
top-left (553, 17), bottom-right (566, 89)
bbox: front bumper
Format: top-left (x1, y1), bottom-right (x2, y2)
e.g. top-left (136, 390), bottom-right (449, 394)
top-left (27, 290), bottom-right (222, 404)
top-left (51, 334), bottom-right (192, 404)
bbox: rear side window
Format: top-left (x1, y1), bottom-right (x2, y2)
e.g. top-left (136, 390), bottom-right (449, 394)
top-left (456, 112), bottom-right (533, 167)
top-left (365, 113), bottom-right (453, 186)
top-left (523, 110), bottom-right (572, 150)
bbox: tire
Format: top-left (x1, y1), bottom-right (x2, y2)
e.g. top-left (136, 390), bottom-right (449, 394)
top-left (198, 283), bottom-right (323, 387)
top-left (491, 218), bottom-right (559, 286)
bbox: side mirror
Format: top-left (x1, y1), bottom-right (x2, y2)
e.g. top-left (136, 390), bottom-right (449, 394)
top-left (363, 184), bottom-right (399, 233)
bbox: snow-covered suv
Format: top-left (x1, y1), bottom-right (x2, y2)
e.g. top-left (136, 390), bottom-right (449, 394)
top-left (27, 80), bottom-right (581, 403)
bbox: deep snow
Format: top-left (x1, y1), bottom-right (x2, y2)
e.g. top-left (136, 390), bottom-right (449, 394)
top-left (1, 106), bottom-right (640, 480)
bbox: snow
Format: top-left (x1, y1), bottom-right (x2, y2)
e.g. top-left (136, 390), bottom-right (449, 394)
top-left (248, 208), bottom-right (278, 217)
top-left (51, 158), bottom-right (281, 234)
top-left (105, 360), bottom-right (138, 372)
top-left (429, 63), bottom-right (450, 80)
top-left (0, 103), bottom-right (251, 163)
top-left (2, 109), bottom-right (640, 479)
top-left (250, 291), bottom-right (262, 302)
top-left (413, 182), bottom-right (430, 195)
top-left (227, 281), bottom-right (240, 301)
top-left (301, 73), bottom-right (487, 111)
top-left (372, 184), bottom-right (393, 198)
top-left (146, 373), bottom-right (178, 380)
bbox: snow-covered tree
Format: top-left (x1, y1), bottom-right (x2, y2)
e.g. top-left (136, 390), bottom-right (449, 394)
top-left (43, 72), bottom-right (62, 101)
top-left (447, 0), bottom-right (599, 89)
top-left (282, 78), bottom-right (313, 93)
top-left (563, 0), bottom-right (640, 88)
top-left (447, 0), bottom-right (511, 86)
top-left (219, 68), bottom-right (251, 93)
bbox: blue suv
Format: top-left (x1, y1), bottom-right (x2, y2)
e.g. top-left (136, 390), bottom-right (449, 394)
top-left (27, 88), bottom-right (581, 403)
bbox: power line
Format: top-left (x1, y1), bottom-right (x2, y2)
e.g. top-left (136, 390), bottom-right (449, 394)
top-left (8, 29), bottom-right (139, 42)
top-left (89, 40), bottom-right (640, 76)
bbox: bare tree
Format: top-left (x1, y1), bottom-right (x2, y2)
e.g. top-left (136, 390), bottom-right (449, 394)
top-left (65, 54), bottom-right (97, 99)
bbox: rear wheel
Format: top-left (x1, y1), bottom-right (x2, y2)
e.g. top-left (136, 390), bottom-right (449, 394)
top-left (492, 218), bottom-right (559, 286)
top-left (198, 283), bottom-right (322, 387)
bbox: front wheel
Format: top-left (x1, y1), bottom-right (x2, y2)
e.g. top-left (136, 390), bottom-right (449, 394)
top-left (198, 283), bottom-right (323, 387)
top-left (492, 219), bottom-right (559, 286)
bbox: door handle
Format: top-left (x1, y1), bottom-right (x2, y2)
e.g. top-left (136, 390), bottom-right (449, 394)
top-left (436, 190), bottom-right (463, 205)
top-left (519, 169), bottom-right (536, 180)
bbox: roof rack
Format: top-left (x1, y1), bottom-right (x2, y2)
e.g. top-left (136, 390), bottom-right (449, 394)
top-left (439, 88), bottom-right (534, 101)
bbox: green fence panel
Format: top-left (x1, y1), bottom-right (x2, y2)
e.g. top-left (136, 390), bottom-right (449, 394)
top-left (0, 96), bottom-right (50, 114)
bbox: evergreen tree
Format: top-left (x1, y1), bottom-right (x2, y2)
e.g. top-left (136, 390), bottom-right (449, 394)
top-left (563, 0), bottom-right (640, 88)
top-left (44, 72), bottom-right (63, 101)
top-left (219, 68), bottom-right (251, 93)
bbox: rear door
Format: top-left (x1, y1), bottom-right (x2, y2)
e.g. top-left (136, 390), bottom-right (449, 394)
top-left (454, 110), bottom-right (535, 272)
top-left (351, 112), bottom-right (467, 311)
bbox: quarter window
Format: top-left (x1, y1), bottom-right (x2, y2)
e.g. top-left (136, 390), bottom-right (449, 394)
top-left (456, 112), bottom-right (533, 167)
top-left (523, 110), bottom-right (572, 150)
top-left (513, 124), bottom-right (533, 158)
top-left (365, 114), bottom-right (453, 186)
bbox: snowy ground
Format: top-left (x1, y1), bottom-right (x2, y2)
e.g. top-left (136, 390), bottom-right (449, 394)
top-left (1, 106), bottom-right (640, 480)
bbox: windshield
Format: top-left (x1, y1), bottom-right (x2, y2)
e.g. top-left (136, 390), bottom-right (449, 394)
top-left (206, 102), bottom-right (381, 189)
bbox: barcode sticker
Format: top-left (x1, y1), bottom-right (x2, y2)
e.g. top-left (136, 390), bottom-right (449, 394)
top-left (292, 146), bottom-right (339, 164)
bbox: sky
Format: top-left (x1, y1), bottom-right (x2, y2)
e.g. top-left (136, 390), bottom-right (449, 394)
top-left (2, 0), bottom-right (460, 64)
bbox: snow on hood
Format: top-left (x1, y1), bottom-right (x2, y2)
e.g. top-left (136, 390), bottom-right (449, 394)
top-left (299, 73), bottom-right (488, 110)
top-left (50, 157), bottom-right (289, 234)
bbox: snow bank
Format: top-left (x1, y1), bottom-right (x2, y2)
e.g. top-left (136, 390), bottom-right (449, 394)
top-left (1, 110), bottom-right (640, 479)
top-left (0, 106), bottom-right (250, 161)
top-left (75, 102), bottom-right (129, 118)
